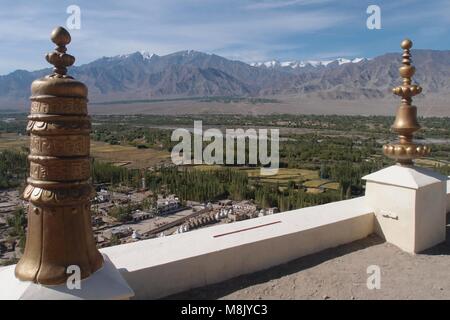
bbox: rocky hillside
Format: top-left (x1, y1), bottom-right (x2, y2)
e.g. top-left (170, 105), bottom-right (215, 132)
top-left (1, 49), bottom-right (449, 107)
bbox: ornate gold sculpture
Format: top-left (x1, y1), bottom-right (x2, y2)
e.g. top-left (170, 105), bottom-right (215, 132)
top-left (15, 27), bottom-right (103, 285)
top-left (383, 39), bottom-right (430, 165)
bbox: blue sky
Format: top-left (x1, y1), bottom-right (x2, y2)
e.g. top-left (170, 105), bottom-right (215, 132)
top-left (0, 0), bottom-right (449, 74)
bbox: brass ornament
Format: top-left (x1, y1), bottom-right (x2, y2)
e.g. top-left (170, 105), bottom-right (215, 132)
top-left (31, 98), bottom-right (88, 115)
top-left (15, 27), bottom-right (103, 285)
top-left (30, 135), bottom-right (90, 157)
top-left (383, 39), bottom-right (430, 165)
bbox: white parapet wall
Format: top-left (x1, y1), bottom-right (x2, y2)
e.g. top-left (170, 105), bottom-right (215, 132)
top-left (102, 197), bottom-right (374, 299)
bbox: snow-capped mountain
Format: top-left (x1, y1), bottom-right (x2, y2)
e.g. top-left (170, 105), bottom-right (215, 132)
top-left (251, 57), bottom-right (367, 69)
top-left (139, 51), bottom-right (155, 60)
top-left (1, 49), bottom-right (450, 108)
top-left (104, 51), bottom-right (155, 61)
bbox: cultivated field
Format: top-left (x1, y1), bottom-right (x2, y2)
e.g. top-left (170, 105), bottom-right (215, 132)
top-left (0, 133), bottom-right (172, 169)
top-left (90, 140), bottom-right (171, 169)
top-left (189, 165), bottom-right (340, 193)
top-left (0, 133), bottom-right (27, 150)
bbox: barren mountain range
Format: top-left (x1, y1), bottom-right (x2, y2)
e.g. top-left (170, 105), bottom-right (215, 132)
top-left (0, 49), bottom-right (450, 114)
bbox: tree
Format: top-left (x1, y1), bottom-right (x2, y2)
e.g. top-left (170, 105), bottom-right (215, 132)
top-left (7, 208), bottom-right (27, 252)
top-left (110, 234), bottom-right (121, 246)
top-left (7, 208), bottom-right (26, 237)
top-left (345, 186), bottom-right (352, 199)
top-left (109, 205), bottom-right (132, 222)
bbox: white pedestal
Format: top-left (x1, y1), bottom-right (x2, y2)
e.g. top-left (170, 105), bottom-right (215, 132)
top-left (363, 165), bottom-right (448, 253)
top-left (0, 254), bottom-right (134, 300)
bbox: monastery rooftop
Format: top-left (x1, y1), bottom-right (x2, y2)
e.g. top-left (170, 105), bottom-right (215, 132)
top-left (169, 226), bottom-right (450, 300)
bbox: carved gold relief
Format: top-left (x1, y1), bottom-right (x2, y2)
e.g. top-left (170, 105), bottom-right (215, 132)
top-left (29, 157), bottom-right (90, 181)
top-left (30, 98), bottom-right (87, 115)
top-left (30, 135), bottom-right (90, 156)
top-left (27, 119), bottom-right (91, 135)
top-left (23, 184), bottom-right (93, 206)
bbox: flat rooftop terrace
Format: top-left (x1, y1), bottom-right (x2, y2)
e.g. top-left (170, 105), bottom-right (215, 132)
top-left (169, 214), bottom-right (450, 300)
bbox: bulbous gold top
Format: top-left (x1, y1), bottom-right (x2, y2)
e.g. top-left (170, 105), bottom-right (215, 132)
top-left (31, 26), bottom-right (87, 99)
top-left (45, 26), bottom-right (76, 77)
top-left (401, 39), bottom-right (413, 50)
top-left (51, 26), bottom-right (71, 47)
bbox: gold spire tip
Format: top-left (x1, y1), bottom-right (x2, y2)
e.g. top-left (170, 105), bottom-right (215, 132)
top-left (382, 38), bottom-right (429, 165)
top-left (45, 26), bottom-right (75, 77)
top-left (51, 26), bottom-right (71, 47)
top-left (401, 38), bottom-right (412, 50)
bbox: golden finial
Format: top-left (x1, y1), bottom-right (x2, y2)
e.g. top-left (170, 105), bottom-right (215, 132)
top-left (45, 26), bottom-right (75, 77)
top-left (383, 39), bottom-right (430, 165)
top-left (15, 27), bottom-right (103, 285)
top-left (392, 39), bottom-right (422, 105)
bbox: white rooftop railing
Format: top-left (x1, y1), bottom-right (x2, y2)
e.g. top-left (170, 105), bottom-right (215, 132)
top-left (101, 197), bottom-right (374, 299)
